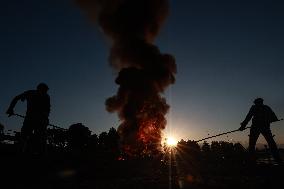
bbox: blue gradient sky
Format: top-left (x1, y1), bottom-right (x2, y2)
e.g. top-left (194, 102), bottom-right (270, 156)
top-left (1, 0), bottom-right (284, 145)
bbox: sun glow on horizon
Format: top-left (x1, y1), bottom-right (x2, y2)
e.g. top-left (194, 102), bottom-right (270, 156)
top-left (166, 136), bottom-right (178, 147)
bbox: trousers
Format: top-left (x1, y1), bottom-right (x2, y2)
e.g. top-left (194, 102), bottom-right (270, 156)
top-left (248, 125), bottom-right (282, 163)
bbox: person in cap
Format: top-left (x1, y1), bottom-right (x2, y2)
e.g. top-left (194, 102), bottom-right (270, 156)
top-left (239, 98), bottom-right (282, 164)
top-left (6, 83), bottom-right (50, 155)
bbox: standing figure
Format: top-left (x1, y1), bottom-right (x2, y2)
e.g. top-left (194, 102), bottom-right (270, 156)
top-left (6, 83), bottom-right (50, 155)
top-left (239, 98), bottom-right (282, 164)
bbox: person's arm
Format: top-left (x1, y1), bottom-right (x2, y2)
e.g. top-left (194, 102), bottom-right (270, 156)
top-left (267, 106), bottom-right (279, 123)
top-left (6, 92), bottom-right (26, 116)
top-left (45, 95), bottom-right (51, 118)
top-left (239, 106), bottom-right (254, 131)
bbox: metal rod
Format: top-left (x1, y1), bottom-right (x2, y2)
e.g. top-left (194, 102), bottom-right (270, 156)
top-left (195, 118), bottom-right (283, 143)
top-left (195, 127), bottom-right (250, 143)
top-left (13, 113), bottom-right (66, 130)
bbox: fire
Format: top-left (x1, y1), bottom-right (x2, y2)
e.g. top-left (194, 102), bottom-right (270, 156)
top-left (77, 0), bottom-right (176, 156)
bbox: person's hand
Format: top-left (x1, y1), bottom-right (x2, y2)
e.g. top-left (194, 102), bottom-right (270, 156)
top-left (6, 109), bottom-right (14, 117)
top-left (239, 122), bottom-right (246, 131)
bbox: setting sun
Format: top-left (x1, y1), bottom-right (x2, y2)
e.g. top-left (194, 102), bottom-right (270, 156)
top-left (166, 137), bottom-right (178, 147)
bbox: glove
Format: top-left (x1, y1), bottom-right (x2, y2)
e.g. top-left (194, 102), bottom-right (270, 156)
top-left (6, 108), bottom-right (14, 117)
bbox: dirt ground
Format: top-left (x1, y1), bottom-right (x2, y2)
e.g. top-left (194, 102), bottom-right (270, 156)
top-left (1, 152), bottom-right (283, 189)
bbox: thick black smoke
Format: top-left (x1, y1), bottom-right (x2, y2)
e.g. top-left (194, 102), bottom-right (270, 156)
top-left (76, 0), bottom-right (176, 156)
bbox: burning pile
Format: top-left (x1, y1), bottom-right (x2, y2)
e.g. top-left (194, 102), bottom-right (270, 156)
top-left (77, 0), bottom-right (176, 156)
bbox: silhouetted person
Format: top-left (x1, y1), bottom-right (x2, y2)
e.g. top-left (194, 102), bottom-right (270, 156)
top-left (239, 98), bottom-right (282, 164)
top-left (6, 83), bottom-right (50, 155)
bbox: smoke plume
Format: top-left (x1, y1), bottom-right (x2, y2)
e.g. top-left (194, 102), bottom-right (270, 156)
top-left (76, 0), bottom-right (177, 156)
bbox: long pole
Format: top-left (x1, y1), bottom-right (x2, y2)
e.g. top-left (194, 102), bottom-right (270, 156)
top-left (195, 127), bottom-right (250, 143)
top-left (13, 113), bottom-right (67, 130)
top-left (195, 119), bottom-right (283, 143)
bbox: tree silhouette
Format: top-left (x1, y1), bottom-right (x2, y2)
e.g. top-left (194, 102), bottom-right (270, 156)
top-left (201, 141), bottom-right (210, 153)
top-left (68, 123), bottom-right (91, 154)
top-left (86, 133), bottom-right (99, 155)
top-left (97, 128), bottom-right (120, 160)
top-left (47, 128), bottom-right (68, 151)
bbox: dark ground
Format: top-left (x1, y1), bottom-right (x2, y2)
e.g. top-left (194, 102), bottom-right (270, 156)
top-left (1, 144), bottom-right (283, 189)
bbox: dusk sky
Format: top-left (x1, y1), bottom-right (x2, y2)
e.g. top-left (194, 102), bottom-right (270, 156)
top-left (1, 0), bottom-right (284, 145)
